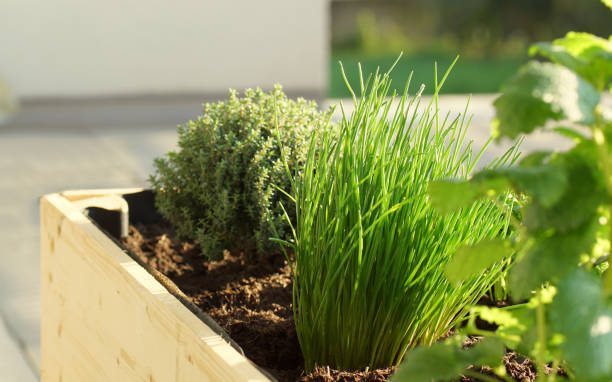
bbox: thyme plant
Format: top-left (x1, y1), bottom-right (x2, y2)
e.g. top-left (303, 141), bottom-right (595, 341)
top-left (277, 58), bottom-right (519, 371)
top-left (150, 86), bottom-right (332, 260)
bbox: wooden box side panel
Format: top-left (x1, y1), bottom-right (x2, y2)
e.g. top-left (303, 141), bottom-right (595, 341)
top-left (40, 193), bottom-right (269, 382)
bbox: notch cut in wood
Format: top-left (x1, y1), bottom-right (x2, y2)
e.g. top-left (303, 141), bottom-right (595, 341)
top-left (72, 195), bottom-right (129, 239)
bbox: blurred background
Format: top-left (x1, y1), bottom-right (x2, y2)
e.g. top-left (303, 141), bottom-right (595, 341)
top-left (330, 0), bottom-right (612, 96)
top-left (0, 1), bottom-right (609, 380)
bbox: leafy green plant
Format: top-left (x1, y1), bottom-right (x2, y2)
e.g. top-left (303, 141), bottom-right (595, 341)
top-left (150, 85), bottom-right (333, 260)
top-left (394, 5), bottom-right (612, 381)
top-left (0, 76), bottom-right (17, 124)
top-left (276, 57), bottom-right (520, 372)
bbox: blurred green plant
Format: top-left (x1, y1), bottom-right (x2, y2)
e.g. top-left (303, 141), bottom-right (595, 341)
top-left (353, 9), bottom-right (528, 59)
top-left (275, 57), bottom-right (520, 372)
top-left (393, 4), bottom-right (612, 381)
top-left (336, 1), bottom-right (612, 60)
top-left (356, 11), bottom-right (413, 56)
top-left (0, 76), bottom-right (18, 124)
top-left (331, 0), bottom-right (612, 97)
top-left (150, 85), bottom-right (333, 260)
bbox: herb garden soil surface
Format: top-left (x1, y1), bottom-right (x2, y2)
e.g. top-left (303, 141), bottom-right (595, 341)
top-left (121, 222), bottom-right (538, 382)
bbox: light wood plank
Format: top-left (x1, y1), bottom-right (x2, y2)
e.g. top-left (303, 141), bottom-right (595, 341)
top-left (41, 192), bottom-right (271, 382)
top-left (61, 188), bottom-right (144, 202)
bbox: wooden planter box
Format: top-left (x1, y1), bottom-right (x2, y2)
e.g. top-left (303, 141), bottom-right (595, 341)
top-left (40, 189), bottom-right (273, 382)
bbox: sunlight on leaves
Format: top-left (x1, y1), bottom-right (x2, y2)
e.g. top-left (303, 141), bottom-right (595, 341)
top-left (530, 32), bottom-right (612, 91)
top-left (493, 61), bottom-right (600, 139)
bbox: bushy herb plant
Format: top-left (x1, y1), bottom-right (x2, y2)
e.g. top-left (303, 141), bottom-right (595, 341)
top-left (394, 2), bottom-right (612, 380)
top-left (150, 85), bottom-right (333, 260)
top-left (276, 58), bottom-right (520, 372)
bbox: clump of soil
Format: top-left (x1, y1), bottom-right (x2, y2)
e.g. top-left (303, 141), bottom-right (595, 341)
top-left (122, 222), bottom-right (301, 381)
top-left (504, 351), bottom-right (538, 381)
top-left (121, 222), bottom-right (540, 382)
top-left (300, 367), bottom-right (395, 382)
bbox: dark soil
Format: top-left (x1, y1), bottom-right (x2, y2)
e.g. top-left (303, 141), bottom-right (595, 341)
top-left (121, 222), bottom-right (541, 382)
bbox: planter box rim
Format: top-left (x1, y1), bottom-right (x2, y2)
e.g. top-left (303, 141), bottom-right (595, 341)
top-left (41, 188), bottom-right (274, 382)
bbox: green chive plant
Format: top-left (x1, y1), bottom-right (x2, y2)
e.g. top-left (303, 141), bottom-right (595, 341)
top-left (394, 2), bottom-right (612, 380)
top-left (275, 57), bottom-right (520, 371)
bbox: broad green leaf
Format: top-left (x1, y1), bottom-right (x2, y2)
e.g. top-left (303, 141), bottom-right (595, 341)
top-left (550, 269), bottom-right (612, 380)
top-left (476, 165), bottom-right (567, 208)
top-left (493, 61), bottom-right (600, 139)
top-left (530, 32), bottom-right (612, 91)
top-left (524, 143), bottom-right (605, 233)
top-left (492, 92), bottom-right (555, 140)
top-left (445, 239), bottom-right (513, 287)
top-left (509, 219), bottom-right (598, 300)
top-left (603, 0), bottom-right (612, 11)
top-left (391, 336), bottom-right (505, 382)
top-left (427, 177), bottom-right (510, 215)
top-left (430, 163), bottom-right (567, 218)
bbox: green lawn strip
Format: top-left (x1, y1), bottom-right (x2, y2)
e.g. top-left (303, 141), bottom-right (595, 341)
top-left (329, 53), bottom-right (525, 97)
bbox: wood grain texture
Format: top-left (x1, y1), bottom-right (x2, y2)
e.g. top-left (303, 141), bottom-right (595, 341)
top-left (61, 188), bottom-right (144, 201)
top-left (41, 191), bottom-right (271, 382)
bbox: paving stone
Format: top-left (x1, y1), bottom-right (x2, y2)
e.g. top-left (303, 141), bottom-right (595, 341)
top-left (88, 124), bottom-right (179, 183)
top-left (1, 296), bottom-right (41, 372)
top-left (0, 316), bottom-right (37, 382)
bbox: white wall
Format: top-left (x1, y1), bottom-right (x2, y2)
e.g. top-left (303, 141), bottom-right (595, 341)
top-left (0, 1), bottom-right (329, 99)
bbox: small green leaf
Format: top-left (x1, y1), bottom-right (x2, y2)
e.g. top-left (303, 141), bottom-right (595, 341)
top-left (509, 219), bottom-right (598, 300)
top-left (531, 32), bottom-right (612, 91)
top-left (445, 239), bottom-right (514, 287)
top-left (550, 269), bottom-right (612, 380)
top-left (472, 306), bottom-right (523, 328)
top-left (391, 341), bottom-right (463, 382)
top-left (391, 336), bottom-right (505, 382)
top-left (428, 177), bottom-right (510, 215)
top-left (518, 151), bottom-right (552, 167)
top-left (470, 306), bottom-right (528, 348)
top-left (553, 126), bottom-right (588, 142)
top-left (493, 61), bottom-right (600, 139)
top-left (428, 181), bottom-right (483, 215)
